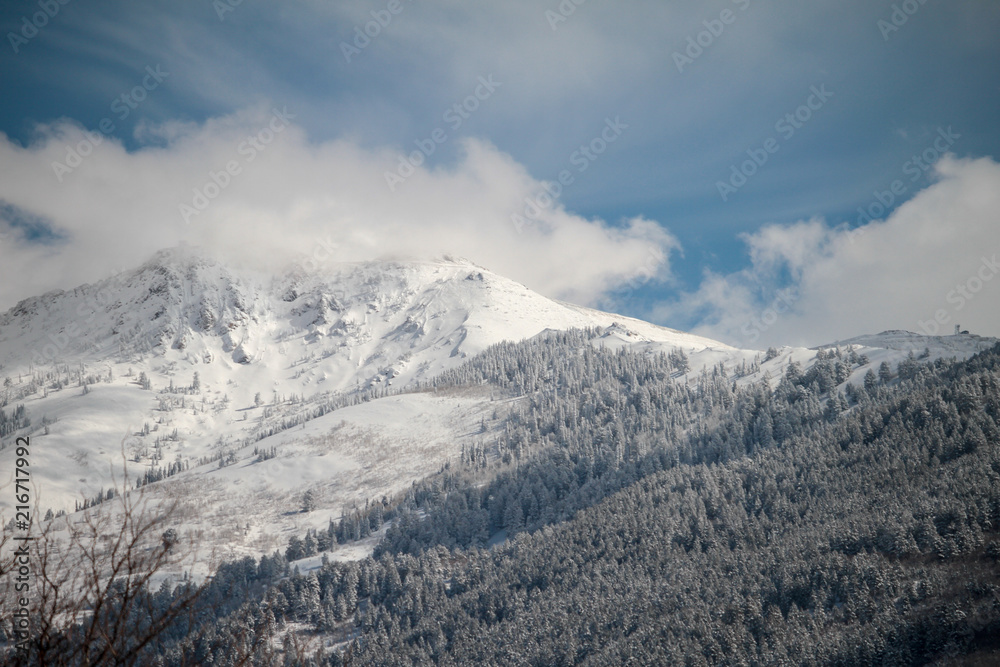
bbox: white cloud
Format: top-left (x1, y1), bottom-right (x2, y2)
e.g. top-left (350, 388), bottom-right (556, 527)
top-left (3, 111), bottom-right (998, 351)
top-left (0, 107), bottom-right (676, 311)
top-left (652, 155), bottom-right (1000, 348)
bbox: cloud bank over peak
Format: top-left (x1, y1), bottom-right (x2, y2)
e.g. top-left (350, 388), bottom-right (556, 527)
top-left (0, 107), bottom-right (676, 311)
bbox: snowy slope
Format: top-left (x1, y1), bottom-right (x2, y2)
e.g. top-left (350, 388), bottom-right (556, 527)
top-left (828, 330), bottom-right (996, 359)
top-left (0, 248), bottom-right (727, 385)
top-left (0, 248), bottom-right (726, 520)
top-left (0, 247), bottom-right (996, 571)
top-left (747, 330), bottom-right (998, 391)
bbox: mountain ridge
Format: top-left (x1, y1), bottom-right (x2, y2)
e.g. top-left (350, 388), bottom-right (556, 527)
top-left (1, 246), bottom-right (996, 570)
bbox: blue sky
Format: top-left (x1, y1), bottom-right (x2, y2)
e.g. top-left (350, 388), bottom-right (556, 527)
top-left (1, 0), bottom-right (999, 347)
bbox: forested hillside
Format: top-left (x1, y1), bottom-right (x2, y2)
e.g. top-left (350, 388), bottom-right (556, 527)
top-left (6, 333), bottom-right (999, 665)
top-left (341, 336), bottom-right (1000, 665)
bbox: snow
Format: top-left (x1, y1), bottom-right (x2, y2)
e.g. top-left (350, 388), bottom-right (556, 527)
top-left (828, 330), bottom-right (996, 359)
top-left (0, 250), bottom-right (729, 514)
top-left (0, 247), bottom-right (996, 571)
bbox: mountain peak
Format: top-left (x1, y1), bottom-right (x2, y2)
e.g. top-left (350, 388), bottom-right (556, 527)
top-left (0, 248), bottom-right (729, 376)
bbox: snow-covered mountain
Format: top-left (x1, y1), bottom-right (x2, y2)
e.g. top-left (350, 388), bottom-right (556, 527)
top-left (2, 247), bottom-right (729, 384)
top-left (0, 247), bottom-right (996, 572)
top-left (0, 248), bottom-right (736, 567)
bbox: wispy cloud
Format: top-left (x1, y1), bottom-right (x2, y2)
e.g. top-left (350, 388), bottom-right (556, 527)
top-left (651, 156), bottom-right (1000, 347)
